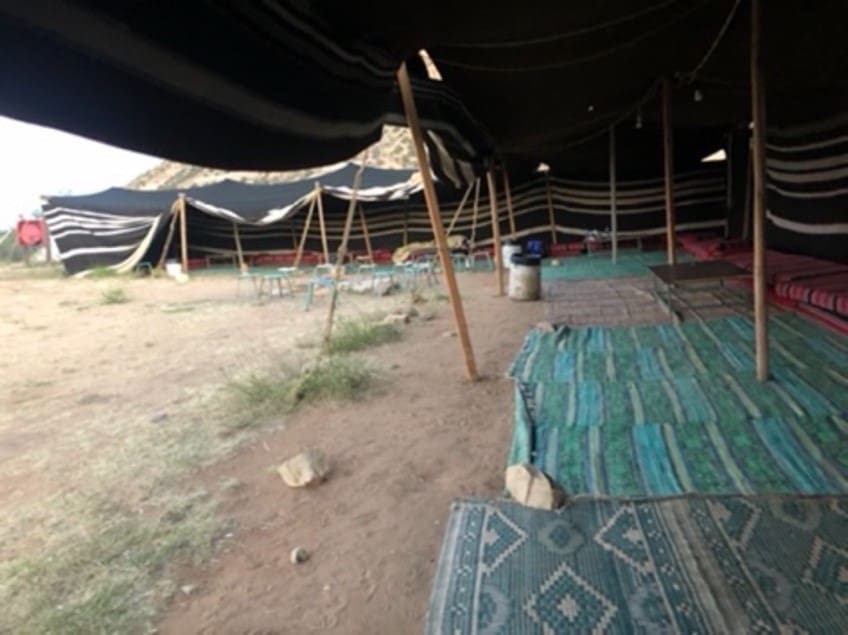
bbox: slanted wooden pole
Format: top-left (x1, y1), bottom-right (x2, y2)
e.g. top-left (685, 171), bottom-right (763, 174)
top-left (610, 125), bottom-right (618, 264)
top-left (157, 200), bottom-right (180, 269)
top-left (487, 168), bottom-right (505, 295)
top-left (315, 183), bottom-right (330, 264)
top-left (446, 181), bottom-right (474, 235)
top-left (662, 78), bottom-right (677, 264)
top-left (751, 0), bottom-right (769, 381)
top-left (545, 174), bottom-right (557, 243)
top-left (398, 61), bottom-right (478, 380)
top-left (233, 222), bottom-right (245, 271)
top-left (294, 195), bottom-right (317, 267)
top-left (289, 220), bottom-right (298, 249)
top-left (358, 204), bottom-right (374, 262)
top-left (178, 193), bottom-right (189, 274)
top-left (322, 162), bottom-right (365, 351)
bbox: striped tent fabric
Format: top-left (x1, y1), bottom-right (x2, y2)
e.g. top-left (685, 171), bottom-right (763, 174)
top-left (42, 164), bottom-right (423, 275)
top-left (766, 114), bottom-right (848, 264)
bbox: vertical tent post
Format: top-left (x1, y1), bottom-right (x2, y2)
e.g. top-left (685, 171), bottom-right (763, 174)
top-left (446, 181), bottom-right (474, 236)
top-left (609, 125), bottom-right (618, 264)
top-left (157, 199), bottom-right (180, 269)
top-left (358, 204), bottom-right (374, 262)
top-left (545, 174), bottom-right (557, 243)
top-left (233, 222), bottom-right (245, 271)
top-left (315, 183), bottom-right (330, 264)
top-left (178, 193), bottom-right (189, 274)
top-left (502, 166), bottom-right (517, 239)
top-left (402, 208), bottom-right (409, 245)
top-left (751, 0), bottom-right (769, 382)
top-left (294, 194), bottom-right (317, 267)
top-left (487, 169), bottom-right (505, 296)
top-left (470, 178), bottom-right (480, 248)
top-left (322, 162), bottom-right (366, 351)
top-left (398, 61), bottom-right (478, 381)
top-left (725, 129), bottom-right (733, 239)
top-left (662, 78), bottom-right (677, 265)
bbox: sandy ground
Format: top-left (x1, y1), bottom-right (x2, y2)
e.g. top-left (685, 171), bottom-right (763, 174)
top-left (0, 267), bottom-right (542, 633)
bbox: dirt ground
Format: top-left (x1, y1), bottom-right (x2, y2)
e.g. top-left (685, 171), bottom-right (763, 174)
top-left (0, 267), bottom-right (542, 633)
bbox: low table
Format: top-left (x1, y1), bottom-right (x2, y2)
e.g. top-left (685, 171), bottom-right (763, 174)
top-left (649, 260), bottom-right (751, 320)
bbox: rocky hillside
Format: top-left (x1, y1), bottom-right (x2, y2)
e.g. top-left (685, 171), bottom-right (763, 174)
top-left (127, 125), bottom-right (417, 190)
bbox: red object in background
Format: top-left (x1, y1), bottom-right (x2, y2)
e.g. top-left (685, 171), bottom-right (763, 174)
top-left (16, 219), bottom-right (47, 247)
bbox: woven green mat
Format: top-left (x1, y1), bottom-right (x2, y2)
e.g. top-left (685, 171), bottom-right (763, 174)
top-left (542, 249), bottom-right (694, 281)
top-left (427, 495), bottom-right (848, 633)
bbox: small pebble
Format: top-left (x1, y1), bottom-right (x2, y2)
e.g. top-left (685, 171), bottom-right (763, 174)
top-left (290, 546), bottom-right (310, 564)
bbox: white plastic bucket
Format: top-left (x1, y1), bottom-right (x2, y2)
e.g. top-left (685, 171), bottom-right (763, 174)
top-left (165, 260), bottom-right (182, 277)
top-left (508, 254), bottom-right (541, 301)
top-left (501, 242), bottom-right (522, 270)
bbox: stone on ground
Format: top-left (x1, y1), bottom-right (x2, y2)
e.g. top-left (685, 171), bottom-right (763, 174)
top-left (382, 312), bottom-right (410, 325)
top-left (277, 449), bottom-right (330, 488)
top-left (290, 546), bottom-right (310, 564)
top-left (505, 463), bottom-right (566, 510)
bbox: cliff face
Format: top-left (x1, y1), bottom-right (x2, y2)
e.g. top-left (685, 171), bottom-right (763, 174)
top-left (127, 125), bottom-right (417, 190)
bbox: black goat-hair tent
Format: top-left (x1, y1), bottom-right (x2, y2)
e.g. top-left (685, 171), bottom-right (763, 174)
top-left (42, 163), bottom-right (422, 275)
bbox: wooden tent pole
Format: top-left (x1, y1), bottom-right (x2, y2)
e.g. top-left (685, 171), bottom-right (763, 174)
top-left (725, 129), bottom-right (733, 239)
top-left (157, 200), bottom-right (180, 269)
top-left (178, 193), bottom-right (189, 274)
top-left (358, 204), bottom-right (374, 262)
top-left (610, 125), bottom-right (618, 264)
top-left (487, 169), bottom-right (505, 296)
top-left (233, 222), bottom-right (245, 271)
top-left (315, 183), bottom-right (330, 264)
top-left (751, 0), bottom-right (769, 382)
top-left (470, 177), bottom-right (480, 247)
top-left (502, 166), bottom-right (517, 239)
top-left (545, 174), bottom-right (557, 243)
top-left (662, 77), bottom-right (677, 264)
top-left (322, 161), bottom-right (366, 351)
top-left (289, 219), bottom-right (298, 249)
top-left (294, 195), bottom-right (317, 267)
top-left (398, 61), bottom-right (478, 381)
top-left (402, 208), bottom-right (409, 245)
top-left (446, 181), bottom-right (474, 236)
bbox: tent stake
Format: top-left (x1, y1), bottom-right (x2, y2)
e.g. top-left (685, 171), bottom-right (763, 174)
top-left (487, 169), bottom-right (505, 295)
top-left (446, 181), bottom-right (474, 236)
top-left (662, 78), bottom-right (677, 264)
top-left (233, 222), bottom-right (245, 271)
top-left (178, 193), bottom-right (189, 274)
top-left (398, 61), bottom-right (478, 381)
top-left (545, 174), bottom-right (557, 244)
top-left (322, 161), bottom-right (365, 351)
top-left (751, 0), bottom-right (769, 381)
top-left (502, 166), bottom-right (517, 239)
top-left (294, 194), bottom-right (317, 268)
top-left (358, 204), bottom-right (374, 263)
top-left (315, 183), bottom-right (330, 264)
top-left (157, 199), bottom-right (180, 269)
top-left (610, 125), bottom-right (618, 264)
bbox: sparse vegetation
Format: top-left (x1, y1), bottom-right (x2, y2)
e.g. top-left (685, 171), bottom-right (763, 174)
top-left (225, 355), bottom-right (377, 429)
top-left (100, 287), bottom-right (128, 305)
top-left (326, 315), bottom-right (400, 354)
top-left (0, 491), bottom-right (223, 634)
top-left (87, 266), bottom-right (120, 279)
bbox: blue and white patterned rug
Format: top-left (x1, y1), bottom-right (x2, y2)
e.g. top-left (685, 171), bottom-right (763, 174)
top-left (426, 496), bottom-right (848, 634)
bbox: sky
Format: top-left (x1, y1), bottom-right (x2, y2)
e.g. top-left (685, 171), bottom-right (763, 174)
top-left (0, 115), bottom-right (161, 229)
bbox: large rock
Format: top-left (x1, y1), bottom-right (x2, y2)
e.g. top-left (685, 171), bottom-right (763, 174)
top-left (277, 449), bottom-right (330, 488)
top-left (505, 463), bottom-right (566, 510)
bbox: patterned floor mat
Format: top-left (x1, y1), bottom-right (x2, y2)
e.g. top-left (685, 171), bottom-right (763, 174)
top-left (426, 496), bottom-right (848, 634)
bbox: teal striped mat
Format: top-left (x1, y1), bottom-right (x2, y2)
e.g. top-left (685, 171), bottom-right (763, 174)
top-left (542, 249), bottom-right (694, 281)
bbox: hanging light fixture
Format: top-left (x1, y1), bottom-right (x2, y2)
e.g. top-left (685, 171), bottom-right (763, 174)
top-left (635, 106), bottom-right (643, 129)
top-left (694, 88), bottom-right (704, 102)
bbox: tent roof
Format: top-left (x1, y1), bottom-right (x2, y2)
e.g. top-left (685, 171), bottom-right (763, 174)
top-left (4, 2), bottom-right (848, 172)
top-left (44, 163), bottom-right (420, 223)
